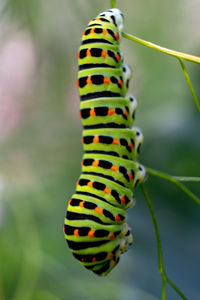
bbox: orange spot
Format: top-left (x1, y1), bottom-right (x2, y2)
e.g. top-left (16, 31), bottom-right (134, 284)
top-left (90, 108), bottom-right (96, 116)
top-left (87, 181), bottom-right (93, 188)
top-left (129, 172), bottom-right (133, 180)
top-left (104, 77), bottom-right (110, 84)
top-left (120, 196), bottom-right (125, 204)
top-left (92, 160), bottom-right (99, 167)
top-left (119, 79), bottom-right (123, 87)
top-left (88, 229), bottom-right (95, 237)
top-left (81, 161), bottom-right (83, 166)
top-left (68, 199), bottom-right (72, 205)
top-left (76, 80), bottom-right (79, 87)
top-left (63, 225), bottom-right (65, 233)
top-left (96, 17), bottom-right (101, 21)
top-left (115, 33), bottom-right (119, 40)
top-left (77, 51), bottom-right (80, 59)
top-left (87, 77), bottom-right (92, 85)
top-left (79, 201), bottom-right (85, 208)
top-left (115, 215), bottom-right (121, 222)
top-left (104, 187), bottom-right (111, 194)
top-left (130, 143), bottom-right (134, 150)
top-left (112, 261), bottom-right (116, 267)
top-left (81, 137), bottom-right (84, 144)
top-left (93, 136), bottom-right (99, 143)
top-left (111, 165), bottom-right (118, 172)
top-left (74, 229), bottom-right (79, 236)
top-left (103, 29), bottom-right (108, 35)
top-left (115, 53), bottom-right (120, 61)
top-left (76, 180), bottom-right (79, 186)
top-left (113, 138), bottom-right (119, 145)
top-left (125, 109), bottom-right (129, 117)
top-left (109, 233), bottom-right (115, 239)
top-left (108, 253), bottom-right (114, 259)
top-left (81, 258), bottom-right (84, 262)
top-left (90, 28), bottom-right (95, 34)
top-left (86, 48), bottom-right (91, 56)
top-left (92, 257), bottom-right (96, 262)
top-left (79, 111), bottom-right (81, 117)
top-left (82, 30), bottom-right (86, 36)
top-left (108, 108), bottom-right (115, 115)
top-left (94, 206), bottom-right (103, 214)
top-left (101, 50), bottom-right (107, 57)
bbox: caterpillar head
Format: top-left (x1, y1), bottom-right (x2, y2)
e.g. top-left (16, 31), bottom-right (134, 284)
top-left (98, 8), bottom-right (124, 31)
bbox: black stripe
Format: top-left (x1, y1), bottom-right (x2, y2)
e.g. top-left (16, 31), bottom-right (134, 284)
top-left (79, 63), bottom-right (115, 70)
top-left (84, 123), bottom-right (127, 129)
top-left (75, 191), bottom-right (116, 207)
top-left (66, 211), bottom-right (110, 225)
top-left (93, 261), bottom-right (111, 275)
top-left (82, 38), bottom-right (113, 45)
top-left (85, 150), bottom-right (120, 157)
top-left (82, 171), bottom-right (125, 187)
top-left (66, 239), bottom-right (109, 250)
top-left (80, 91), bottom-right (122, 101)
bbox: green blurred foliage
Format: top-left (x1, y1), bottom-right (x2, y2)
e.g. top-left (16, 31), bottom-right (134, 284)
top-left (0, 0), bottom-right (199, 299)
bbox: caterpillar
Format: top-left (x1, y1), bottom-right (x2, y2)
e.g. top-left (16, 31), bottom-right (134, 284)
top-left (63, 8), bottom-right (146, 276)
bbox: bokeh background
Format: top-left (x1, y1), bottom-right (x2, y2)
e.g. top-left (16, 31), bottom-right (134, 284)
top-left (0, 0), bottom-right (199, 299)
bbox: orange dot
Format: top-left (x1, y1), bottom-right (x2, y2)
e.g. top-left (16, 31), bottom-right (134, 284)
top-left (93, 136), bottom-right (99, 143)
top-left (104, 77), bottom-right (110, 84)
top-left (111, 165), bottom-right (118, 172)
top-left (109, 233), bottom-right (115, 239)
top-left (115, 53), bottom-right (120, 61)
top-left (87, 77), bottom-right (92, 85)
top-left (129, 172), bottom-right (133, 180)
top-left (90, 108), bottom-right (96, 116)
top-left (104, 187), bottom-right (111, 194)
top-left (115, 33), bottom-right (119, 40)
top-left (103, 29), bottom-right (108, 35)
top-left (108, 253), bottom-right (114, 259)
top-left (74, 229), bottom-right (79, 236)
top-left (115, 215), bottom-right (121, 222)
top-left (76, 180), bottom-right (79, 186)
top-left (86, 48), bottom-right (91, 56)
top-left (92, 257), bottom-right (96, 262)
top-left (108, 108), bottom-right (115, 115)
top-left (94, 206), bottom-right (103, 214)
top-left (68, 199), bottom-right (72, 205)
top-left (77, 51), bottom-right (80, 59)
top-left (87, 181), bottom-right (93, 188)
top-left (90, 28), bottom-right (95, 34)
top-left (112, 261), bottom-right (116, 267)
top-left (63, 225), bottom-right (65, 233)
top-left (82, 30), bottom-right (86, 36)
top-left (96, 17), bottom-right (101, 21)
top-left (101, 50), bottom-right (107, 57)
top-left (81, 161), bottom-right (83, 166)
top-left (76, 80), bottom-right (79, 87)
top-left (81, 137), bottom-right (84, 144)
top-left (125, 109), bottom-right (129, 117)
top-left (119, 79), bottom-right (123, 87)
top-left (130, 143), bottom-right (134, 150)
top-left (88, 229), bottom-right (95, 237)
top-left (79, 201), bottom-right (85, 208)
top-left (113, 138), bottom-right (119, 145)
top-left (79, 111), bottom-right (81, 117)
top-left (120, 196), bottom-right (125, 204)
top-left (81, 258), bottom-right (84, 262)
top-left (92, 160), bottom-right (99, 167)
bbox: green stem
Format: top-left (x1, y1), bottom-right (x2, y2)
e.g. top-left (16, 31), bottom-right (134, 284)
top-left (122, 32), bottom-right (200, 64)
top-left (110, 0), bottom-right (117, 8)
top-left (178, 59), bottom-right (200, 112)
top-left (141, 183), bottom-right (188, 300)
top-left (146, 167), bottom-right (200, 206)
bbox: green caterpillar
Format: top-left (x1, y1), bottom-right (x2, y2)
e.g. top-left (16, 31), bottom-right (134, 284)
top-left (63, 8), bottom-right (146, 276)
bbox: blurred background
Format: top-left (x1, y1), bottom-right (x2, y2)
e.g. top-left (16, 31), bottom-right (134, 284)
top-left (0, 0), bottom-right (199, 299)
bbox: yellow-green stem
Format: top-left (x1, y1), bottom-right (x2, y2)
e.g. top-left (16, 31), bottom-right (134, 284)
top-left (122, 32), bottom-right (200, 64)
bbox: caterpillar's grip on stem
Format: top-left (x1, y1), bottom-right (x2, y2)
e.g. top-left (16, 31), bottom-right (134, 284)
top-left (63, 9), bottom-right (145, 276)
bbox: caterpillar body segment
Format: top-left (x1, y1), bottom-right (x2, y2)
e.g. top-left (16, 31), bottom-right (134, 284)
top-left (64, 8), bottom-right (145, 276)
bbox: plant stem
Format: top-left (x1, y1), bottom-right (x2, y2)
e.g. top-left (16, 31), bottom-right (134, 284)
top-left (178, 59), bottom-right (200, 112)
top-left (122, 32), bottom-right (200, 64)
top-left (146, 167), bottom-right (200, 206)
top-left (110, 0), bottom-right (117, 8)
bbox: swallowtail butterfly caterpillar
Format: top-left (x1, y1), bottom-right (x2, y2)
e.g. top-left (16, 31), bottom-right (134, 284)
top-left (63, 8), bottom-right (146, 276)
